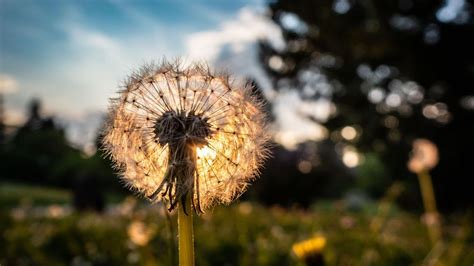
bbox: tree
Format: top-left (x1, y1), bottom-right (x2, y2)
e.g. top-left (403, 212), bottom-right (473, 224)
top-left (259, 0), bottom-right (474, 210)
top-left (0, 99), bottom-right (80, 186)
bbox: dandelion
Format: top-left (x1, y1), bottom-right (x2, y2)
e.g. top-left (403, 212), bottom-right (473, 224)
top-left (102, 59), bottom-right (270, 265)
top-left (407, 138), bottom-right (441, 245)
top-left (408, 139), bottom-right (439, 174)
top-left (292, 236), bottom-right (326, 266)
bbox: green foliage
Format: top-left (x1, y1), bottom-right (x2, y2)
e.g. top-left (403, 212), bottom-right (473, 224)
top-left (1, 199), bottom-right (472, 265)
top-left (356, 152), bottom-right (390, 197)
top-left (0, 182), bottom-right (71, 207)
top-left (1, 126), bottom-right (77, 185)
top-left (0, 99), bottom-right (118, 196)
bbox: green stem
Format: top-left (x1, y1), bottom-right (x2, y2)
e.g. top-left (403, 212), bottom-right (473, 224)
top-left (178, 193), bottom-right (194, 266)
top-left (164, 204), bottom-right (177, 265)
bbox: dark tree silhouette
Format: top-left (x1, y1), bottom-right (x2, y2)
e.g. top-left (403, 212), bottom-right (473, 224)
top-left (0, 99), bottom-right (77, 185)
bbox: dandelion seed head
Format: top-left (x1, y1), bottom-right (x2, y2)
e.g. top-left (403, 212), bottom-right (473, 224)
top-left (102, 60), bottom-right (270, 212)
top-left (408, 138), bottom-right (439, 173)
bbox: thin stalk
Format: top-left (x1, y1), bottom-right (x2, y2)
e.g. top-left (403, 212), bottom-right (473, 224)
top-left (164, 204), bottom-right (177, 265)
top-left (178, 193), bottom-right (194, 266)
top-left (417, 170), bottom-right (441, 244)
top-left (418, 170), bottom-right (437, 213)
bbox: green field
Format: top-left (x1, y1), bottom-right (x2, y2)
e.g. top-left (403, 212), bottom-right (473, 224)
top-left (1, 183), bottom-right (473, 265)
top-left (0, 182), bottom-right (71, 207)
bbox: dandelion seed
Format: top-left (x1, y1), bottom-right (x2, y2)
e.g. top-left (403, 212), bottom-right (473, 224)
top-left (102, 60), bottom-right (270, 213)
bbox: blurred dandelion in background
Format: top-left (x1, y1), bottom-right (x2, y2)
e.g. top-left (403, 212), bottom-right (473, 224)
top-left (292, 236), bottom-right (326, 266)
top-left (408, 138), bottom-right (441, 245)
top-left (128, 220), bottom-right (156, 247)
top-left (408, 139), bottom-right (439, 174)
top-left (102, 59), bottom-right (270, 265)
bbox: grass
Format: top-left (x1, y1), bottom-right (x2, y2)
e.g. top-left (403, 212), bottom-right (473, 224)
top-left (0, 182), bottom-right (71, 207)
top-left (0, 183), bottom-right (473, 265)
top-left (0, 181), bottom-right (126, 207)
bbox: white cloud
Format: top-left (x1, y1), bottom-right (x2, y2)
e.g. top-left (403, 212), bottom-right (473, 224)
top-left (0, 74), bottom-right (19, 94)
top-left (185, 7), bottom-right (284, 95)
top-left (186, 8), bottom-right (284, 61)
top-left (66, 26), bottom-right (122, 61)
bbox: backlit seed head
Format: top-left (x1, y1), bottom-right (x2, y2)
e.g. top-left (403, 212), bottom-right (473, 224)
top-left (102, 60), bottom-right (270, 212)
top-left (408, 138), bottom-right (439, 173)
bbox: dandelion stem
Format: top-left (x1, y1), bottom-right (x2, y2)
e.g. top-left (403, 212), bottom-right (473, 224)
top-left (418, 170), bottom-right (437, 213)
top-left (163, 204), bottom-right (177, 265)
top-left (417, 170), bottom-right (441, 244)
top-left (178, 193), bottom-right (194, 266)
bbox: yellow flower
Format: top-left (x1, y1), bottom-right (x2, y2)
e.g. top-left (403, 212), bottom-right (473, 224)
top-left (102, 60), bottom-right (270, 213)
top-left (292, 236), bottom-right (326, 259)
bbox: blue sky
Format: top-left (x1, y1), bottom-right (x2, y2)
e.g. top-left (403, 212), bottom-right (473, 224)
top-left (0, 0), bottom-right (292, 148)
top-left (3, 0), bottom-right (317, 150)
top-left (0, 0), bottom-right (466, 154)
top-left (0, 0), bottom-right (265, 117)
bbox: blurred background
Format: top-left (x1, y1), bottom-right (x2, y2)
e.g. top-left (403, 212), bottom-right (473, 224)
top-left (1, 0), bottom-right (473, 265)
